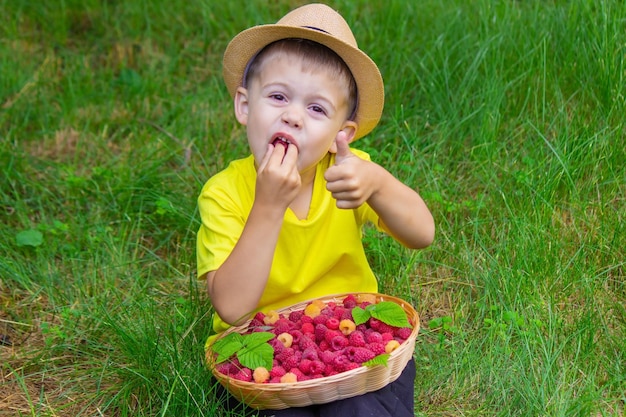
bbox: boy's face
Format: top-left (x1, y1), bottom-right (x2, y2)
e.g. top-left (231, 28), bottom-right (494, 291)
top-left (234, 53), bottom-right (357, 177)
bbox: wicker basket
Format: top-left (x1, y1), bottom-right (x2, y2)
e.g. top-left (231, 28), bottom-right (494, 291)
top-left (207, 292), bottom-right (420, 410)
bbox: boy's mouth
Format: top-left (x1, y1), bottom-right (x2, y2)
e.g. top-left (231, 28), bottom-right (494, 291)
top-left (271, 136), bottom-right (292, 151)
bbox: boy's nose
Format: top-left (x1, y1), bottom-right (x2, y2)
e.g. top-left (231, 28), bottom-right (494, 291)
top-left (281, 107), bottom-right (302, 128)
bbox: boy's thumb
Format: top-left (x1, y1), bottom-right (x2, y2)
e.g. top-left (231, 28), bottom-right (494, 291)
top-left (334, 131), bottom-right (353, 162)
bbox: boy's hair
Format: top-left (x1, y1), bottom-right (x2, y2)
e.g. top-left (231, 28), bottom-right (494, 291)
top-left (243, 39), bottom-right (358, 121)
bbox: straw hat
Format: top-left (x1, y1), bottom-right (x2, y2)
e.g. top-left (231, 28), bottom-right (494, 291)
top-left (222, 3), bottom-right (384, 140)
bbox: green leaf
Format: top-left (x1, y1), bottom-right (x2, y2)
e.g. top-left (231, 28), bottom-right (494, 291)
top-left (369, 302), bottom-right (411, 328)
top-left (363, 353), bottom-right (390, 367)
top-left (242, 332), bottom-right (274, 348)
top-left (238, 342), bottom-right (274, 370)
top-left (16, 229), bottom-right (43, 247)
top-left (212, 333), bottom-right (245, 363)
top-left (352, 306), bottom-right (370, 326)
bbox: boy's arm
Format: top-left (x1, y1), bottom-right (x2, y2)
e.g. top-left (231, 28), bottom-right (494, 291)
top-left (324, 135), bottom-right (435, 249)
top-left (206, 143), bottom-right (300, 325)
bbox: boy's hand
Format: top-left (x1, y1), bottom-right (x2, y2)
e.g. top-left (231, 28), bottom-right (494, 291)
top-left (255, 142), bottom-right (301, 211)
top-left (324, 132), bottom-right (377, 209)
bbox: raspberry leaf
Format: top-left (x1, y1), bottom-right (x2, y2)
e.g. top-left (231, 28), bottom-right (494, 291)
top-left (352, 306), bottom-right (370, 326)
top-left (369, 302), bottom-right (411, 328)
top-left (363, 353), bottom-right (390, 367)
top-left (212, 333), bottom-right (245, 363)
top-left (238, 341), bottom-right (274, 370)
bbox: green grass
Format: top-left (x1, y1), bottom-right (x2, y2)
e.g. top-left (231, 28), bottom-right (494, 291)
top-left (1, 0), bottom-right (624, 416)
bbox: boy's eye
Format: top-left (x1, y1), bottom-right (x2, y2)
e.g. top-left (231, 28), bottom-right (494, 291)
top-left (310, 105), bottom-right (326, 115)
top-left (270, 93), bottom-right (286, 101)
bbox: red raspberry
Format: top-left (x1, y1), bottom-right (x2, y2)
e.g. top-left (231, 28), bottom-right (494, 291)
top-left (281, 354), bottom-right (299, 371)
top-left (232, 368), bottom-right (252, 382)
top-left (395, 327), bottom-right (413, 340)
top-left (309, 360), bottom-right (325, 375)
top-left (326, 317), bottom-right (340, 330)
top-left (313, 314), bottom-right (328, 325)
top-left (288, 310), bottom-right (303, 322)
top-left (319, 349), bottom-right (337, 364)
top-left (301, 346), bottom-right (319, 361)
top-left (300, 315), bottom-right (314, 324)
top-left (342, 294), bottom-right (357, 309)
top-left (315, 324), bottom-right (329, 343)
top-left (346, 346), bottom-right (375, 363)
top-left (298, 334), bottom-right (316, 351)
top-left (348, 330), bottom-right (366, 347)
top-left (330, 335), bottom-right (349, 351)
top-left (299, 358), bottom-right (313, 375)
top-left (275, 347), bottom-right (294, 363)
top-left (332, 306), bottom-right (347, 320)
top-left (289, 329), bottom-right (303, 345)
top-left (270, 365), bottom-right (286, 379)
top-left (381, 332), bottom-right (394, 342)
top-left (367, 342), bottom-right (386, 355)
top-left (365, 331), bottom-right (383, 344)
top-left (318, 340), bottom-right (330, 351)
top-left (301, 322), bottom-right (315, 335)
top-left (324, 329), bottom-right (342, 344)
top-left (332, 355), bottom-right (351, 372)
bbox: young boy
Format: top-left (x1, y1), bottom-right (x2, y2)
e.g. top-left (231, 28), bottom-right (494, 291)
top-left (197, 3), bottom-right (435, 416)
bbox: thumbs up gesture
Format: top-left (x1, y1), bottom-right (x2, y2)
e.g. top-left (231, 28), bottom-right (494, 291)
top-left (324, 131), bottom-right (377, 209)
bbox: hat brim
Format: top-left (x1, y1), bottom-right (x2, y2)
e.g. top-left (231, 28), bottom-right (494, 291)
top-left (223, 25), bottom-right (384, 140)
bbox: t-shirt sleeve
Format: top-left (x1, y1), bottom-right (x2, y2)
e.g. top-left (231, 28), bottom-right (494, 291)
top-left (196, 179), bottom-right (246, 279)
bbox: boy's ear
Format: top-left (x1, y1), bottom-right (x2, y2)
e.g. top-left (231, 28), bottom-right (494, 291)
top-left (329, 121), bottom-right (357, 154)
top-left (234, 87), bottom-right (249, 125)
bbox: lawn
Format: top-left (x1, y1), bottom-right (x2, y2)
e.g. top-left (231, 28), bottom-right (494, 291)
top-left (1, 0), bottom-right (624, 416)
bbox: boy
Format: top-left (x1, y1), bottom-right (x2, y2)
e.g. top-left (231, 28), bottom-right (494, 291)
top-left (197, 3), bottom-right (435, 416)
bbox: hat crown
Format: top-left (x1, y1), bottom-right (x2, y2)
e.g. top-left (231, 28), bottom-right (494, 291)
top-left (276, 4), bottom-right (358, 48)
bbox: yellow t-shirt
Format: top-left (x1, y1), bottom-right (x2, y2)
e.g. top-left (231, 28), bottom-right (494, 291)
top-left (197, 150), bottom-right (380, 339)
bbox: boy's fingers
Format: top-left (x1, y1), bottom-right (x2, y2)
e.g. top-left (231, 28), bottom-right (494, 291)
top-left (334, 131), bottom-right (353, 163)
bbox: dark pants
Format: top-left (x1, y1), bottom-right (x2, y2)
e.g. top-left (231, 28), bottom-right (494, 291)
top-left (213, 358), bottom-right (416, 417)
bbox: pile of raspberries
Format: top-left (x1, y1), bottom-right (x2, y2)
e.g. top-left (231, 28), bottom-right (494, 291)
top-left (214, 294), bottom-right (413, 383)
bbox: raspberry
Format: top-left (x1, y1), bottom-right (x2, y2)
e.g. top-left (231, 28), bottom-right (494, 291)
top-left (299, 358), bottom-right (313, 375)
top-left (253, 366), bottom-right (270, 383)
top-left (301, 346), bottom-right (319, 361)
top-left (332, 355), bottom-right (351, 372)
top-left (277, 332), bottom-right (293, 348)
top-left (280, 372), bottom-right (298, 383)
top-left (298, 334), bottom-right (316, 351)
top-left (232, 368), bottom-right (252, 382)
top-left (318, 340), bottom-right (330, 351)
top-left (369, 318), bottom-right (395, 334)
top-left (288, 368), bottom-right (305, 381)
top-left (301, 322), bottom-right (315, 335)
top-left (323, 328), bottom-right (341, 344)
top-left (315, 323), bottom-right (328, 342)
top-left (365, 330), bottom-right (383, 344)
top-left (339, 319), bottom-right (356, 335)
top-left (381, 332), bottom-right (394, 342)
top-left (300, 315), bottom-right (314, 324)
top-left (215, 362), bottom-right (235, 375)
top-left (253, 312), bottom-right (266, 323)
top-left (263, 310), bottom-right (280, 325)
top-left (385, 340), bottom-right (401, 353)
top-left (281, 354), bottom-right (299, 371)
top-left (304, 300), bottom-right (325, 318)
top-left (348, 330), bottom-right (366, 347)
top-left (331, 306), bottom-right (347, 320)
top-left (309, 360), bottom-right (325, 375)
top-left (288, 310), bottom-right (303, 322)
top-left (330, 335), bottom-right (349, 351)
top-left (326, 317), bottom-right (340, 330)
top-left (313, 314), bottom-right (328, 326)
top-left (275, 347), bottom-right (294, 364)
top-left (319, 349), bottom-right (337, 364)
top-left (367, 342), bottom-right (386, 355)
top-left (270, 365), bottom-right (286, 379)
top-left (346, 346), bottom-right (375, 363)
top-left (289, 329), bottom-right (303, 345)
top-left (395, 327), bottom-right (413, 340)
top-left (273, 318), bottom-right (293, 334)
top-left (342, 294), bottom-right (357, 309)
